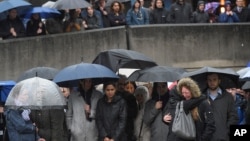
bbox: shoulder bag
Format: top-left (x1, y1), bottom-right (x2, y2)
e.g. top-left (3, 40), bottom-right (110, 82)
top-left (172, 101), bottom-right (196, 140)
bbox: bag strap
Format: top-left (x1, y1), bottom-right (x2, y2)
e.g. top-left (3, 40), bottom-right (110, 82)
top-left (180, 101), bottom-right (184, 112)
top-left (175, 102), bottom-right (180, 115)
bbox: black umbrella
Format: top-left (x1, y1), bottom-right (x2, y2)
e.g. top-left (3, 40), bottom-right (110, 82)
top-left (17, 67), bottom-right (59, 82)
top-left (128, 66), bottom-right (186, 82)
top-left (92, 49), bottom-right (158, 73)
top-left (181, 66), bottom-right (239, 91)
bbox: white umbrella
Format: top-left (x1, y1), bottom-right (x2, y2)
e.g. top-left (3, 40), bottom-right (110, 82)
top-left (5, 77), bottom-right (66, 110)
top-left (52, 0), bottom-right (92, 10)
top-left (42, 1), bottom-right (56, 8)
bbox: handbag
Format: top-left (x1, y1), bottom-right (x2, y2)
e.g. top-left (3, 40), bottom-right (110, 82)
top-left (172, 101), bottom-right (196, 140)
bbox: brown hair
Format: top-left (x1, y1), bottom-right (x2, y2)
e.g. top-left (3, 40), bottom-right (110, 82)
top-left (177, 77), bottom-right (201, 121)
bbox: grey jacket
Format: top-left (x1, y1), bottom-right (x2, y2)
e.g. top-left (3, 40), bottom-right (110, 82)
top-left (143, 99), bottom-right (169, 141)
top-left (66, 89), bottom-right (103, 141)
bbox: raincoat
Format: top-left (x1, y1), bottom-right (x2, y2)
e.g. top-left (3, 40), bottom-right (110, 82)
top-left (4, 109), bottom-right (38, 141)
top-left (66, 89), bottom-right (103, 141)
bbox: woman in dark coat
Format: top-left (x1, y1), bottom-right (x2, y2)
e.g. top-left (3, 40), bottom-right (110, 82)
top-left (26, 13), bottom-right (46, 36)
top-left (96, 81), bottom-right (127, 141)
top-left (165, 78), bottom-right (215, 141)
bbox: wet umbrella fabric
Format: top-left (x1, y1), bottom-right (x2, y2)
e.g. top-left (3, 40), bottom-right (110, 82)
top-left (23, 7), bottom-right (61, 19)
top-left (237, 67), bottom-right (250, 81)
top-left (205, 2), bottom-right (220, 13)
top-left (53, 63), bottom-right (119, 87)
top-left (92, 49), bottom-right (158, 73)
top-left (5, 77), bottom-right (66, 110)
top-left (17, 67), bottom-right (59, 82)
top-left (42, 1), bottom-right (56, 8)
top-left (181, 66), bottom-right (239, 91)
top-left (128, 66), bottom-right (186, 82)
top-left (52, 0), bottom-right (92, 10)
top-left (0, 0), bottom-right (32, 13)
top-left (0, 80), bottom-right (16, 102)
top-left (0, 0), bottom-right (32, 20)
top-left (242, 81), bottom-right (250, 91)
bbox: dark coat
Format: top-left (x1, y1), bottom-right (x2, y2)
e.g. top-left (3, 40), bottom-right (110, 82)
top-left (4, 109), bottom-right (37, 141)
top-left (118, 91), bottom-right (138, 141)
top-left (0, 16), bottom-right (26, 39)
top-left (192, 10), bottom-right (209, 23)
top-left (204, 88), bottom-right (239, 141)
top-left (232, 7), bottom-right (250, 22)
top-left (96, 94), bottom-right (127, 141)
top-left (96, 7), bottom-right (111, 27)
top-left (169, 2), bottom-right (193, 23)
top-left (30, 109), bottom-right (68, 141)
top-left (149, 7), bottom-right (170, 24)
top-left (82, 14), bottom-right (101, 30)
top-left (26, 18), bottom-right (46, 36)
top-left (108, 12), bottom-right (126, 27)
top-left (143, 91), bottom-right (170, 141)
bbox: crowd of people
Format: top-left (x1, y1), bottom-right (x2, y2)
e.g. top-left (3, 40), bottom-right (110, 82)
top-left (1, 70), bottom-right (250, 141)
top-left (0, 0), bottom-right (250, 40)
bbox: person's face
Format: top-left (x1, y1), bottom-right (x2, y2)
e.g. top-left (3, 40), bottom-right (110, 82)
top-left (156, 0), bottom-right (163, 8)
top-left (87, 7), bottom-right (94, 15)
top-left (9, 9), bottom-right (17, 19)
top-left (124, 82), bottom-right (135, 94)
top-left (156, 82), bottom-right (168, 95)
top-left (139, 0), bottom-right (144, 6)
top-left (80, 79), bottom-right (92, 91)
top-left (236, 0), bottom-right (244, 7)
top-left (198, 4), bottom-right (205, 11)
top-left (32, 13), bottom-right (40, 19)
top-left (60, 87), bottom-right (70, 98)
top-left (178, 0), bottom-right (184, 5)
top-left (135, 94), bottom-right (144, 104)
top-left (112, 2), bottom-right (120, 12)
top-left (99, 0), bottom-right (106, 6)
top-left (181, 86), bottom-right (192, 100)
top-left (225, 5), bottom-right (231, 11)
top-left (207, 74), bottom-right (221, 90)
top-left (134, 1), bottom-right (140, 8)
top-left (118, 78), bottom-right (126, 91)
top-left (105, 84), bottom-right (116, 99)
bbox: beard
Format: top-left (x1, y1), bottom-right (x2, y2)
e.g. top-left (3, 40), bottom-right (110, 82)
top-left (209, 85), bottom-right (218, 91)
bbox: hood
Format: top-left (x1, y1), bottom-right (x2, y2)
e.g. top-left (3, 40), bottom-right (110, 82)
top-left (131, 0), bottom-right (141, 8)
top-left (177, 77), bottom-right (201, 98)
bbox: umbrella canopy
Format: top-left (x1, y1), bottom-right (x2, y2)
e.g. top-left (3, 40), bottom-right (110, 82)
top-left (237, 67), bottom-right (250, 81)
top-left (17, 67), bottom-right (59, 82)
top-left (53, 62), bottom-right (119, 87)
top-left (181, 66), bottom-right (239, 91)
top-left (42, 0), bottom-right (56, 8)
top-left (23, 6), bottom-right (61, 19)
top-left (52, 0), bottom-right (92, 10)
top-left (242, 81), bottom-right (250, 91)
top-left (128, 66), bottom-right (186, 82)
top-left (0, 0), bottom-right (32, 13)
top-left (92, 49), bottom-right (158, 73)
top-left (0, 80), bottom-right (16, 102)
top-left (5, 77), bottom-right (66, 110)
top-left (205, 2), bottom-right (220, 13)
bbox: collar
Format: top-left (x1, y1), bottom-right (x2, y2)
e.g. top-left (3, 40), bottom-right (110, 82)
top-left (207, 87), bottom-right (222, 95)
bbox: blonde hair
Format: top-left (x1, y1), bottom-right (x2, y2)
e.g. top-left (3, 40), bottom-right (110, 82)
top-left (177, 77), bottom-right (201, 121)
